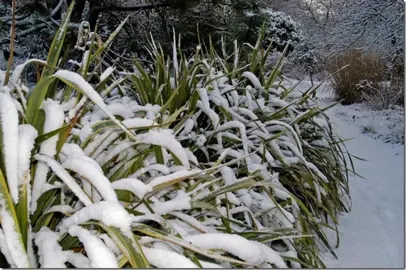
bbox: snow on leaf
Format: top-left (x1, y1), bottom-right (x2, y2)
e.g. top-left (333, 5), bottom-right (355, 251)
top-left (137, 129), bottom-right (190, 168)
top-left (61, 201), bottom-right (132, 234)
top-left (31, 99), bottom-right (65, 213)
top-left (34, 154), bottom-right (93, 207)
top-left (0, 228), bottom-right (16, 267)
top-left (100, 67), bottom-right (115, 82)
top-left (66, 251), bottom-right (91, 268)
top-left (147, 170), bottom-right (201, 191)
top-left (34, 227), bottom-right (68, 268)
top-left (45, 205), bottom-right (75, 215)
top-left (153, 196), bottom-right (191, 215)
top-left (142, 246), bottom-right (198, 268)
top-left (111, 178), bottom-right (152, 199)
top-left (17, 125), bottom-right (38, 187)
top-left (53, 70), bottom-right (137, 141)
top-left (62, 156), bottom-right (117, 202)
top-left (184, 233), bottom-right (265, 265)
top-left (68, 225), bottom-right (118, 268)
top-left (0, 205), bottom-right (30, 267)
top-left (242, 71), bottom-right (262, 89)
top-left (0, 92), bottom-right (20, 204)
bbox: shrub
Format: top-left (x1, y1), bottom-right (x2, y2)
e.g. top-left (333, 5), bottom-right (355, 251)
top-left (356, 79), bottom-right (404, 110)
top-left (0, 9), bottom-right (352, 269)
top-left (326, 49), bottom-right (387, 104)
top-left (232, 8), bottom-right (303, 55)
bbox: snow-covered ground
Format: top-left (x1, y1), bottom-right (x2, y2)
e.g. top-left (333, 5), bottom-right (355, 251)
top-left (323, 104), bottom-right (404, 268)
top-left (287, 78), bottom-right (405, 268)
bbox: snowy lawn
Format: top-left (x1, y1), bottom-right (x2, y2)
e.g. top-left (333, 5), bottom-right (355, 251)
top-left (287, 78), bottom-right (405, 268)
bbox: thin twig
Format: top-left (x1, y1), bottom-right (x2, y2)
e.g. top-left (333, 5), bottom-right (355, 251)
top-left (4, 0), bottom-right (17, 86)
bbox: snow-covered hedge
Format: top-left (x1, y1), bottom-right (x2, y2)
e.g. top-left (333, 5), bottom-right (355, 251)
top-left (0, 11), bottom-right (351, 269)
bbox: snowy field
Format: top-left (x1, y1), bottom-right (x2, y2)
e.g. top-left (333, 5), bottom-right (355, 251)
top-left (288, 78), bottom-right (405, 268)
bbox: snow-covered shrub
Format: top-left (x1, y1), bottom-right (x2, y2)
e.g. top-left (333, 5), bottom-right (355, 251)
top-left (356, 79), bottom-right (404, 110)
top-left (233, 8), bottom-right (303, 55)
top-left (125, 35), bottom-right (352, 266)
top-left (0, 9), bottom-right (351, 269)
top-left (288, 40), bottom-right (321, 83)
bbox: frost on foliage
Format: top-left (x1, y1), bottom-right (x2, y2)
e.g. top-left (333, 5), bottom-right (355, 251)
top-left (61, 201), bottom-right (132, 234)
top-left (0, 92), bottom-right (20, 204)
top-left (68, 225), bottom-right (118, 268)
top-left (34, 227), bottom-right (67, 268)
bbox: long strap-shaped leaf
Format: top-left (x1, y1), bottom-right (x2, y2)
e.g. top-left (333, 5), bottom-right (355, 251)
top-left (0, 170), bottom-right (30, 267)
top-left (41, 1), bottom-right (74, 80)
top-left (98, 223), bottom-right (150, 268)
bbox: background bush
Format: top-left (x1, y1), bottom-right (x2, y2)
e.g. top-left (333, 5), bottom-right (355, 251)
top-left (325, 50), bottom-right (388, 105)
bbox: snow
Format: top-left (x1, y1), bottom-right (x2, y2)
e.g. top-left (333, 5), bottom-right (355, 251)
top-left (35, 154), bottom-right (93, 207)
top-left (61, 201), bottom-right (132, 234)
top-left (331, 102), bottom-right (404, 145)
top-left (100, 67), bottom-right (115, 82)
top-left (17, 125), bottom-right (38, 187)
top-left (137, 129), bottom-right (190, 168)
top-left (322, 105), bottom-right (405, 268)
top-left (0, 228), bottom-right (16, 267)
top-left (111, 178), bottom-right (152, 199)
top-left (0, 92), bottom-right (20, 204)
top-left (0, 205), bottom-right (30, 267)
top-left (184, 233), bottom-right (265, 265)
top-left (147, 170), bottom-right (200, 190)
top-left (45, 205), bottom-right (75, 215)
top-left (62, 157), bottom-right (118, 202)
top-left (169, 212), bottom-right (209, 233)
top-left (66, 251), bottom-right (91, 268)
top-left (68, 225), bottom-right (118, 268)
top-left (31, 99), bottom-right (65, 213)
top-left (242, 71), bottom-right (262, 89)
top-left (34, 227), bottom-right (67, 268)
top-left (142, 246), bottom-right (198, 268)
top-left (287, 78), bottom-right (405, 268)
top-left (153, 196), bottom-right (191, 215)
top-left (98, 234), bottom-right (121, 255)
top-left (54, 70), bottom-right (136, 140)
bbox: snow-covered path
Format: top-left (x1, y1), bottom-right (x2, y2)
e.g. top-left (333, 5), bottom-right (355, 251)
top-left (322, 107), bottom-right (404, 268)
top-left (285, 78), bottom-right (404, 267)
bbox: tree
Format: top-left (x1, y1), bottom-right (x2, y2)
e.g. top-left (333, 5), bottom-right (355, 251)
top-left (327, 0), bottom-right (404, 59)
